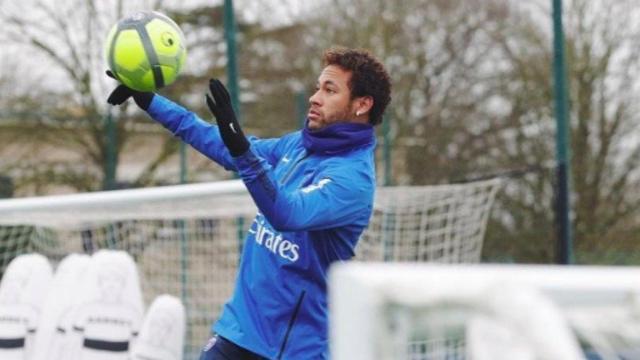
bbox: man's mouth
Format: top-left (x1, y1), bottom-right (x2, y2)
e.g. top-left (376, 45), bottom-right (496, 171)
top-left (308, 109), bottom-right (321, 120)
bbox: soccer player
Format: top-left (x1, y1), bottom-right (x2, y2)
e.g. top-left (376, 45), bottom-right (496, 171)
top-left (107, 47), bottom-right (392, 359)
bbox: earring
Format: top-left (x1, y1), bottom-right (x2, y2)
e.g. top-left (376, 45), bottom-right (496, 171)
top-left (356, 111), bottom-right (362, 116)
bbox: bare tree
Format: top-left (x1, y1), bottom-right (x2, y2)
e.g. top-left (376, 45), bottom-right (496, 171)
top-left (300, 0), bottom-right (515, 184)
top-left (483, 0), bottom-right (640, 263)
top-left (300, 0), bottom-right (640, 263)
top-left (0, 0), bottom-right (327, 193)
top-left (0, 0), bottom-right (229, 193)
top-left (563, 0), bottom-right (640, 262)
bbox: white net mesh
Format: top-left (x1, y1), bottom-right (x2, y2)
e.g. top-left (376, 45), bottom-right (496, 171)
top-left (0, 179), bottom-right (501, 357)
top-left (358, 179), bottom-right (501, 262)
top-left (330, 263), bottom-right (640, 360)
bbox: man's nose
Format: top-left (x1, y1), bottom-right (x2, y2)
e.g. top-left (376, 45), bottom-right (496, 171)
top-left (309, 90), bottom-right (321, 106)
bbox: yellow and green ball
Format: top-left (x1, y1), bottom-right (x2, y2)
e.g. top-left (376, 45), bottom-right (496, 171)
top-left (104, 11), bottom-right (187, 92)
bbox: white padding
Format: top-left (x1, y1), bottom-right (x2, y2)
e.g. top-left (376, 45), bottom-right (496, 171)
top-left (32, 253), bottom-right (90, 360)
top-left (0, 253), bottom-right (52, 360)
top-left (130, 295), bottom-right (186, 360)
top-left (54, 250), bottom-right (144, 360)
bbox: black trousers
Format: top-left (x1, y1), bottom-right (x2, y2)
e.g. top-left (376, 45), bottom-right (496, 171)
top-left (199, 336), bottom-right (267, 360)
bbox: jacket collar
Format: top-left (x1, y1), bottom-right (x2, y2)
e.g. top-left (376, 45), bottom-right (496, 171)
top-left (301, 119), bottom-right (376, 155)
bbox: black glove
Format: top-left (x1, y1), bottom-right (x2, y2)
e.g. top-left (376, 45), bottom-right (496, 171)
top-left (206, 79), bottom-right (249, 157)
top-left (106, 71), bottom-right (154, 110)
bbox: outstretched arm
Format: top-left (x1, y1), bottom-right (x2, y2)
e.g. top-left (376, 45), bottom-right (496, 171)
top-left (106, 71), bottom-right (236, 169)
top-left (206, 79), bottom-right (373, 231)
top-left (106, 73), bottom-right (287, 170)
top-left (147, 95), bottom-right (237, 170)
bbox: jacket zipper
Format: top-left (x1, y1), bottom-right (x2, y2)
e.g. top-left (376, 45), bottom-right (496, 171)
top-left (280, 152), bottom-right (310, 185)
top-left (277, 290), bottom-right (306, 359)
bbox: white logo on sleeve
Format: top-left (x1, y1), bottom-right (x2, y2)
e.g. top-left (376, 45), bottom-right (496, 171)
top-left (281, 156), bottom-right (290, 163)
top-left (301, 178), bottom-right (332, 194)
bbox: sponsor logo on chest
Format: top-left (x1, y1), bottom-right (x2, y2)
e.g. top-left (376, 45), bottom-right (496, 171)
top-left (249, 216), bottom-right (300, 262)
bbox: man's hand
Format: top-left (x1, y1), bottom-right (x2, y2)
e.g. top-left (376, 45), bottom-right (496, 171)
top-left (206, 79), bottom-right (249, 157)
top-left (106, 71), bottom-right (154, 110)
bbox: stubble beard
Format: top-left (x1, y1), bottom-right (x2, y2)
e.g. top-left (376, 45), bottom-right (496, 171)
top-left (313, 105), bottom-right (356, 130)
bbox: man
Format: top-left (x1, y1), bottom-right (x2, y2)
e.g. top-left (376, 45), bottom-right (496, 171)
top-left (107, 47), bottom-right (392, 359)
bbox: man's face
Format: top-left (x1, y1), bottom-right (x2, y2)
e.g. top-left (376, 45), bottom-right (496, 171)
top-left (308, 65), bottom-right (356, 130)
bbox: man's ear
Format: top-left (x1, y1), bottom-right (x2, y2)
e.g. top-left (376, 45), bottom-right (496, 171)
top-left (355, 96), bottom-right (374, 116)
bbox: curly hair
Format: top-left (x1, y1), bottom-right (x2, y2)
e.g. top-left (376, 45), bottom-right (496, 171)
top-left (323, 47), bottom-right (392, 126)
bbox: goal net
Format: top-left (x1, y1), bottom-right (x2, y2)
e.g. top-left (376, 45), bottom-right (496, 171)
top-left (0, 178), bottom-right (501, 357)
top-left (357, 179), bottom-right (500, 262)
top-left (330, 263), bottom-right (640, 360)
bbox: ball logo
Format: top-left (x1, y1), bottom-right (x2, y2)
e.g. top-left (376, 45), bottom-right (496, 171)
top-left (249, 216), bottom-right (300, 262)
top-left (161, 32), bottom-right (175, 47)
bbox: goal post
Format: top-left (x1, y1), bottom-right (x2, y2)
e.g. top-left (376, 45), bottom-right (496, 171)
top-left (0, 178), bottom-right (501, 356)
top-left (330, 263), bottom-right (640, 360)
top-left (0, 179), bottom-right (251, 223)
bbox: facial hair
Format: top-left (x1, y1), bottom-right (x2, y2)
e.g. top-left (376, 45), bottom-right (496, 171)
top-left (323, 102), bottom-right (357, 125)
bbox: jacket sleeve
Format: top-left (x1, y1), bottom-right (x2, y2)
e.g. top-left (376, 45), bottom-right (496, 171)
top-left (146, 95), bottom-right (288, 170)
top-left (233, 148), bottom-right (374, 232)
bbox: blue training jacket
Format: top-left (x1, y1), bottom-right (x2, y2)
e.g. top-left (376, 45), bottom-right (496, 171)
top-left (147, 95), bottom-right (376, 359)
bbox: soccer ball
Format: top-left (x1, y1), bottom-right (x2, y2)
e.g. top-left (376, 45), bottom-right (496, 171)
top-left (104, 11), bottom-right (187, 92)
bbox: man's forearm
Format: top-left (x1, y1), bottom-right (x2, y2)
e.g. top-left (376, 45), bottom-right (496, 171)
top-left (146, 95), bottom-right (236, 170)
